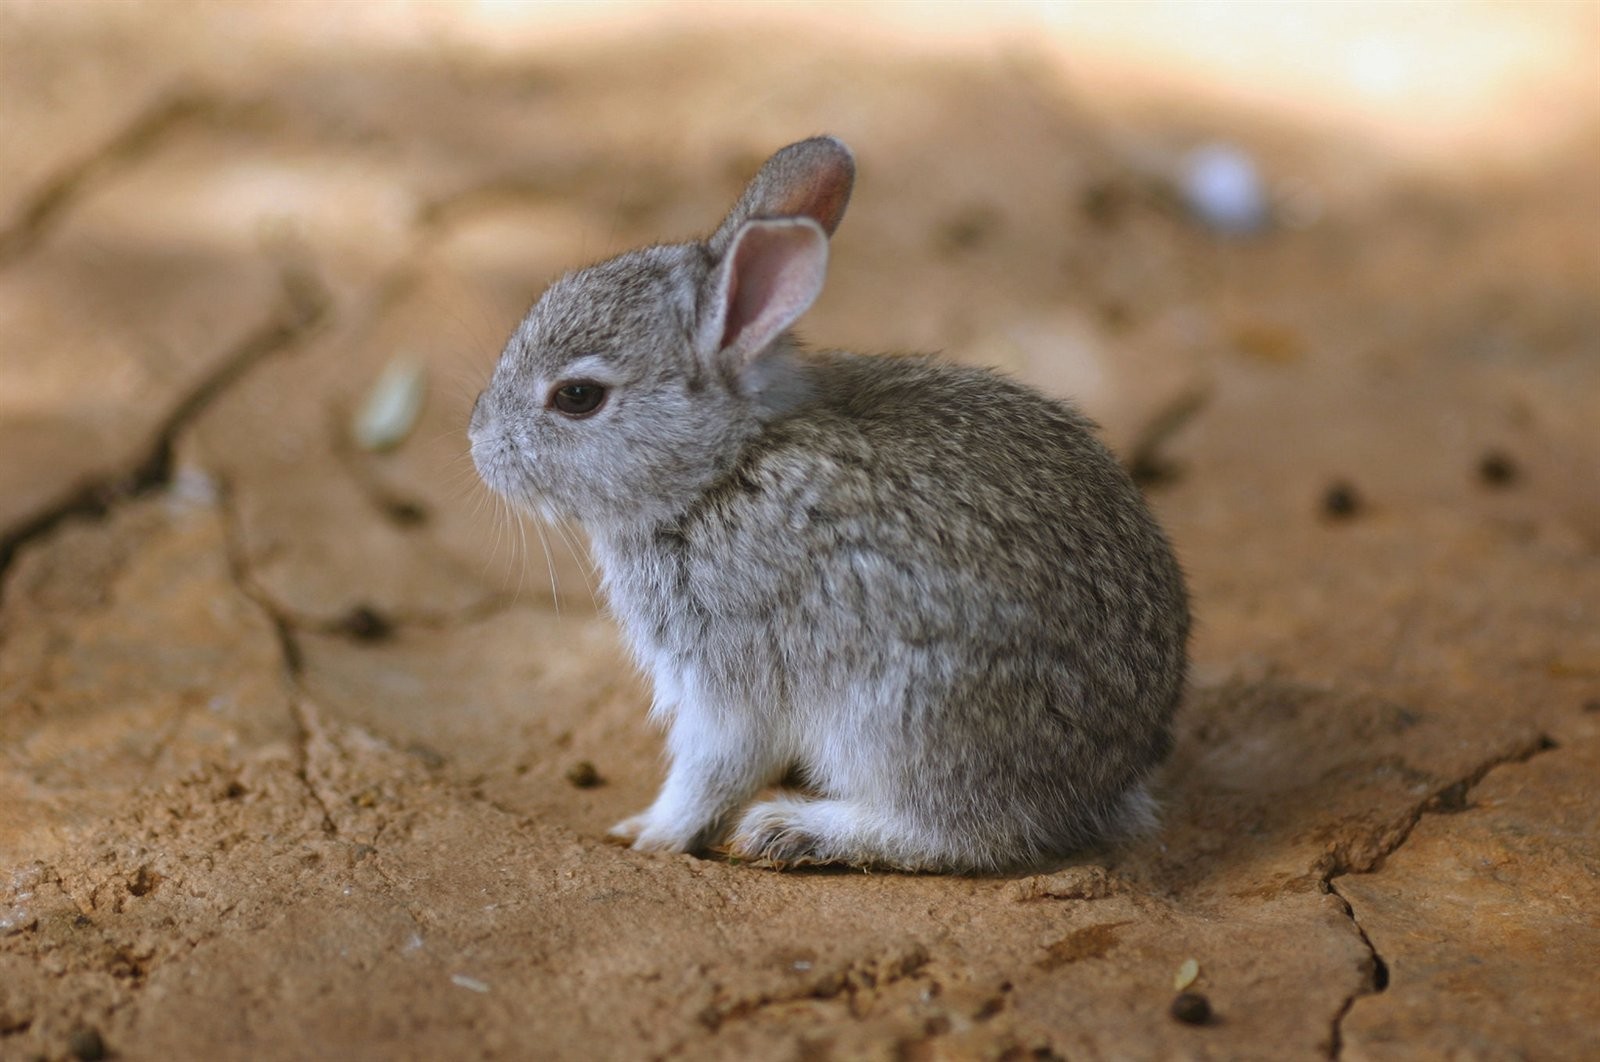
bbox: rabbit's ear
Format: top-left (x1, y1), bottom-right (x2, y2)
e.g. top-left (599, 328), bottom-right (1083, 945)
top-left (699, 217), bottom-right (828, 367)
top-left (709, 137), bottom-right (855, 257)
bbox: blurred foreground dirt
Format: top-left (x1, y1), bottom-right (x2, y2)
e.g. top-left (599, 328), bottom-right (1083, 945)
top-left (2, 3), bottom-right (1598, 1059)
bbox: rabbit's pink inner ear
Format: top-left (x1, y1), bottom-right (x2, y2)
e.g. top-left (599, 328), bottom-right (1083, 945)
top-left (717, 219), bottom-right (828, 361)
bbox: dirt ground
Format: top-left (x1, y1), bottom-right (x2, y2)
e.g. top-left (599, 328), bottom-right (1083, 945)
top-left (3, 2), bottom-right (1598, 1059)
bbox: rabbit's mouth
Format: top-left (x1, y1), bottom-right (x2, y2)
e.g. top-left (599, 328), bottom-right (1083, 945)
top-left (468, 427), bottom-right (540, 511)
top-left (478, 468), bottom-right (562, 528)
top-left (467, 431), bottom-right (509, 491)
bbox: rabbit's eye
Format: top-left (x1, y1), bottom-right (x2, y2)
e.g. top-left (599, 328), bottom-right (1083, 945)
top-left (548, 380), bottom-right (608, 418)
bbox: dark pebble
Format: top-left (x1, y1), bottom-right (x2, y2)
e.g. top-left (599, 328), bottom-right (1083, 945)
top-left (339, 605), bottom-right (393, 642)
top-left (385, 498), bottom-right (430, 526)
top-left (1477, 450), bottom-right (1519, 487)
top-left (934, 206), bottom-right (1000, 255)
top-left (1322, 482), bottom-right (1362, 519)
top-left (1098, 299), bottom-right (1134, 331)
top-left (1170, 991), bottom-right (1212, 1025)
top-left (1081, 180), bottom-right (1128, 227)
top-left (565, 761), bottom-right (602, 788)
top-left (68, 1026), bottom-right (106, 1061)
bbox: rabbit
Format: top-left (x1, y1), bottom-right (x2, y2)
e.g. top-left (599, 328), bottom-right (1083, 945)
top-left (469, 136), bottom-right (1189, 873)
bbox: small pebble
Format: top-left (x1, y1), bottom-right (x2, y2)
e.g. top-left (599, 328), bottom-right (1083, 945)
top-left (353, 356), bottom-right (428, 452)
top-left (1181, 143), bottom-right (1267, 235)
top-left (934, 205), bottom-right (1000, 255)
top-left (1232, 321), bottom-right (1303, 364)
top-left (385, 498), bottom-right (430, 527)
top-left (68, 1026), bottom-right (106, 1061)
top-left (338, 605), bottom-right (393, 642)
top-left (451, 973), bottom-right (490, 993)
top-left (1322, 482), bottom-right (1362, 520)
top-left (1477, 450), bottom-right (1519, 488)
top-left (566, 761), bottom-right (602, 789)
top-left (1081, 180), bottom-right (1128, 227)
top-left (1170, 991), bottom-right (1212, 1025)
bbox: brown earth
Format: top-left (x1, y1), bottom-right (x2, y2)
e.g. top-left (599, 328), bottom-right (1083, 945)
top-left (3, 3), bottom-right (1598, 1060)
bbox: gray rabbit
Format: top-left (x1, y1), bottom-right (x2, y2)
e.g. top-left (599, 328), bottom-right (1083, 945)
top-left (470, 137), bottom-right (1189, 872)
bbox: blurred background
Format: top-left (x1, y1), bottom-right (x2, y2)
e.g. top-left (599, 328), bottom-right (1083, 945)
top-left (4, 0), bottom-right (1596, 592)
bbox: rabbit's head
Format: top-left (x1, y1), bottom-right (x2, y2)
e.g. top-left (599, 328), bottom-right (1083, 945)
top-left (470, 137), bottom-right (855, 532)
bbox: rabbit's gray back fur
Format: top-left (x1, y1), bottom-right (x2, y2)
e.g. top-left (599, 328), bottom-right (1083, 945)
top-left (590, 348), bottom-right (1186, 870)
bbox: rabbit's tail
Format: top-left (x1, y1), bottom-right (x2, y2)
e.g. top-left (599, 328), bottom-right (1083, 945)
top-left (1098, 780), bottom-right (1160, 842)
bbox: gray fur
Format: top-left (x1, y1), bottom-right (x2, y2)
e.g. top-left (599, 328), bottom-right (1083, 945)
top-left (470, 136), bottom-right (1189, 873)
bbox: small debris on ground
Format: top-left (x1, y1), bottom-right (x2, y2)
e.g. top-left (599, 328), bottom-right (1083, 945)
top-left (1180, 143), bottom-right (1267, 235)
top-left (934, 204), bottom-right (1001, 255)
top-left (566, 761), bottom-right (603, 788)
top-left (1477, 450), bottom-right (1520, 488)
top-left (1231, 321), bottom-right (1303, 364)
top-left (1321, 482), bottom-right (1362, 520)
top-left (407, 743), bottom-right (447, 770)
top-left (1170, 991), bottom-right (1213, 1025)
top-left (68, 1026), bottom-right (107, 1061)
top-left (337, 604), bottom-right (393, 642)
top-left (383, 497), bottom-right (431, 527)
top-left (353, 355), bottom-right (428, 452)
top-left (1174, 957), bottom-right (1200, 991)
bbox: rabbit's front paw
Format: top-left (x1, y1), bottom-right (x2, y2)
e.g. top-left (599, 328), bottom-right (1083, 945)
top-left (730, 798), bottom-right (833, 867)
top-left (605, 812), bottom-right (650, 846)
top-left (607, 810), bottom-right (702, 854)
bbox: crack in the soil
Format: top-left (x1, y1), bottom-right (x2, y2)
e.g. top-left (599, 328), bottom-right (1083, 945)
top-left (289, 699), bottom-right (344, 838)
top-left (0, 89), bottom-right (215, 266)
top-left (412, 166), bottom-right (605, 233)
top-left (215, 470), bottom-right (306, 679)
top-left (1323, 885), bottom-right (1389, 1061)
top-left (687, 944), bottom-right (933, 1048)
top-left (1126, 383), bottom-right (1211, 489)
top-left (312, 592), bottom-right (537, 643)
top-left (0, 261), bottom-right (329, 601)
top-left (1319, 732), bottom-right (1559, 1058)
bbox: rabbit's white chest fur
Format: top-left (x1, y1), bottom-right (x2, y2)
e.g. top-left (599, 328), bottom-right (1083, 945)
top-left (591, 525), bottom-right (903, 795)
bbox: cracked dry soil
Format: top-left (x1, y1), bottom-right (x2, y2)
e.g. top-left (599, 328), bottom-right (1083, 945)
top-left (3, 4), bottom-right (1599, 1060)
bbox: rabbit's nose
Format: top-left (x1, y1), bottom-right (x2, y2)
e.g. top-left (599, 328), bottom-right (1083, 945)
top-left (468, 390), bottom-right (490, 438)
